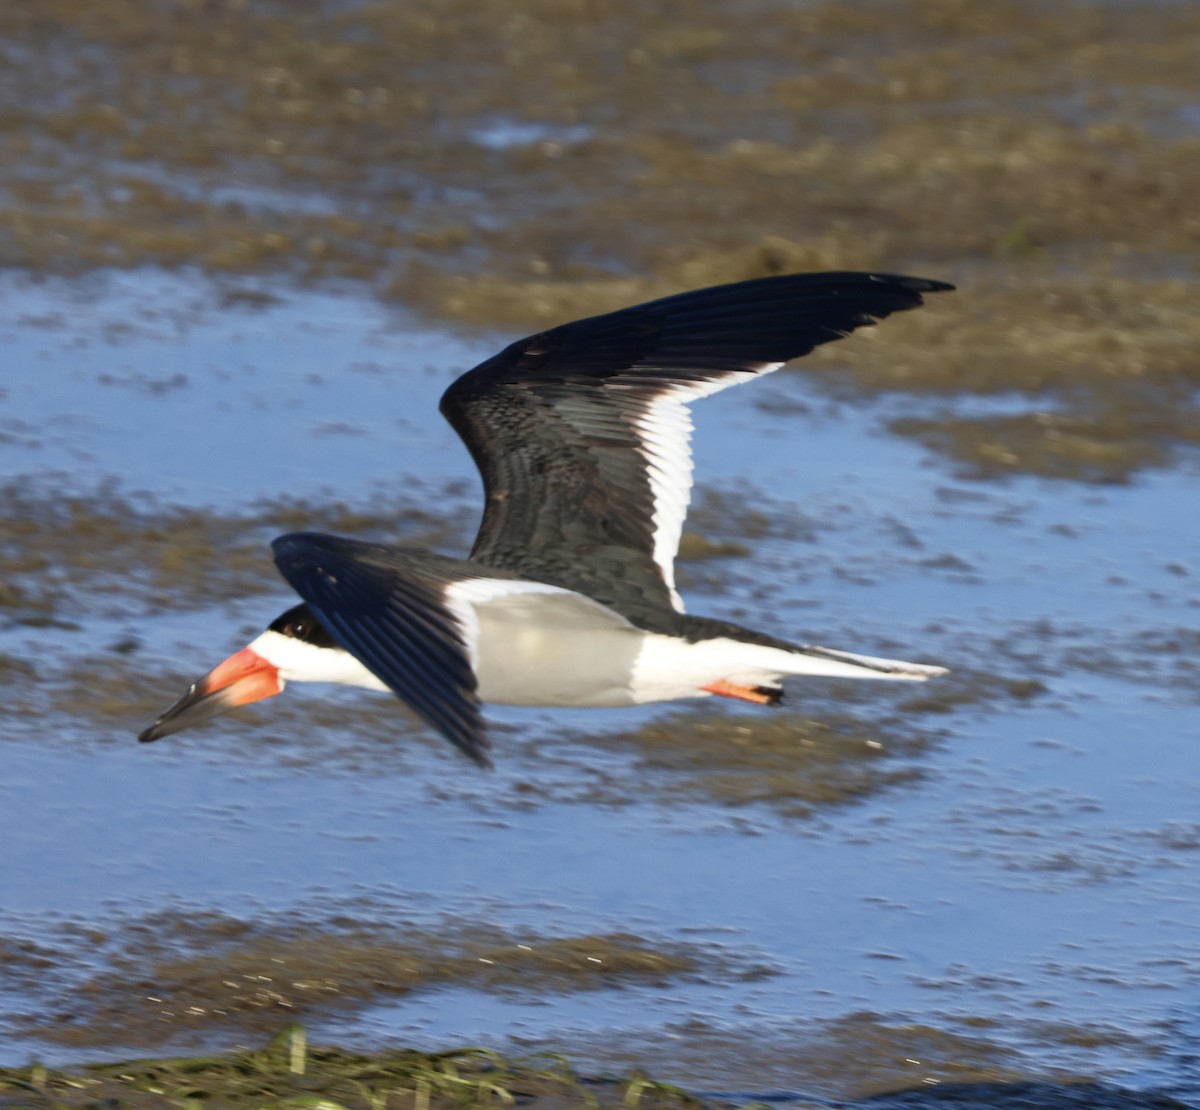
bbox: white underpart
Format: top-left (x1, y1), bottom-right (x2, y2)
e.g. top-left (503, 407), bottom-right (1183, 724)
top-left (248, 629), bottom-right (388, 691)
top-left (445, 577), bottom-right (647, 706)
top-left (801, 644), bottom-right (948, 679)
top-left (630, 635), bottom-right (947, 704)
top-left (624, 366), bottom-right (777, 611)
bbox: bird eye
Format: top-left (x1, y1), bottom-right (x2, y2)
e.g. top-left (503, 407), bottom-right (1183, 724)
top-left (286, 621), bottom-right (306, 638)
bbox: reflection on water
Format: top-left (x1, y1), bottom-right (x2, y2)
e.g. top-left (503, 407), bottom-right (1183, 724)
top-left (2, 273), bottom-right (1199, 1104)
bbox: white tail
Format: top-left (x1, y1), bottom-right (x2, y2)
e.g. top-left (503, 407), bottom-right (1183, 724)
top-left (787, 643), bottom-right (948, 681)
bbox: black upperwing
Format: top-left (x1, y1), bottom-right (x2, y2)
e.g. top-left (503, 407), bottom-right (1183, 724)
top-left (272, 532), bottom-right (496, 768)
top-left (439, 271), bottom-right (953, 625)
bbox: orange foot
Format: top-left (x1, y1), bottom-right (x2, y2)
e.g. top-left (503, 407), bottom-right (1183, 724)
top-left (700, 679), bottom-right (782, 705)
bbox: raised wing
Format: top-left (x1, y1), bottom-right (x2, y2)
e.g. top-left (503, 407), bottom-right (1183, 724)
top-left (440, 271), bottom-right (952, 622)
top-left (272, 532), bottom-right (496, 768)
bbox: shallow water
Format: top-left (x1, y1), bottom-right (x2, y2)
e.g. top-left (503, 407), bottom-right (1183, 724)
top-left (2, 272), bottom-right (1199, 1103)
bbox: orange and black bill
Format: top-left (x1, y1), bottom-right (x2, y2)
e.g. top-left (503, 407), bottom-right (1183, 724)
top-left (138, 647), bottom-right (280, 743)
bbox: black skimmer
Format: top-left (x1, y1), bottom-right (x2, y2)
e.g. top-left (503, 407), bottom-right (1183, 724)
top-left (139, 271), bottom-right (952, 768)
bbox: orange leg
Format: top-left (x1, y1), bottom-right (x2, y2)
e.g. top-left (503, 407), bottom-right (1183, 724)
top-left (700, 679), bottom-right (780, 705)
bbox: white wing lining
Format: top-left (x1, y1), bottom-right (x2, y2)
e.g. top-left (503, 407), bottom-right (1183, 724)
top-left (626, 365), bottom-right (779, 611)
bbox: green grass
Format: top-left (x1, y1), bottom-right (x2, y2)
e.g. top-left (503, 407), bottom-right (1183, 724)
top-left (0, 1031), bottom-right (703, 1110)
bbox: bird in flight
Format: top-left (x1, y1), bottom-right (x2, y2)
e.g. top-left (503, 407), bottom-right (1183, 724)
top-left (140, 271), bottom-right (952, 768)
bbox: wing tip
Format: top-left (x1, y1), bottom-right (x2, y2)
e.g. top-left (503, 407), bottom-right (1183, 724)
top-left (854, 271), bottom-right (955, 301)
top-left (442, 702), bottom-right (496, 771)
top-left (886, 274), bottom-right (956, 295)
top-left (465, 743), bottom-right (495, 771)
top-left (860, 272), bottom-right (956, 298)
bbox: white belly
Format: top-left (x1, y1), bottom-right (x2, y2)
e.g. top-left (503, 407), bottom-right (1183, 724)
top-left (465, 586), bottom-right (796, 708)
top-left (470, 594), bottom-right (649, 707)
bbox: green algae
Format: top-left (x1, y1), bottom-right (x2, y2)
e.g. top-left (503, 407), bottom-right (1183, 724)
top-left (0, 1026), bottom-right (1185, 1109)
top-left (0, 1040), bottom-right (704, 1110)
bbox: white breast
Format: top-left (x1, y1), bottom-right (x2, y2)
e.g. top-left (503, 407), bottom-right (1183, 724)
top-left (249, 629), bottom-right (390, 691)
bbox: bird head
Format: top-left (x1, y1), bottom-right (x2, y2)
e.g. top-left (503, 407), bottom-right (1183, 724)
top-left (137, 605), bottom-right (354, 743)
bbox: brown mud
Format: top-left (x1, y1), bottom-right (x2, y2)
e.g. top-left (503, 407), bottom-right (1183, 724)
top-left (0, 480), bottom-right (475, 625)
top-left (4, 909), bottom-right (743, 1053)
top-left (571, 707), bottom-right (937, 818)
top-left (1, 0), bottom-right (1198, 480)
top-left (545, 1010), bottom-right (1151, 1102)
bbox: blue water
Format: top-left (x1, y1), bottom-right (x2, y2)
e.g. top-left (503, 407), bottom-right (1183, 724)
top-left (2, 271), bottom-right (1199, 1098)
